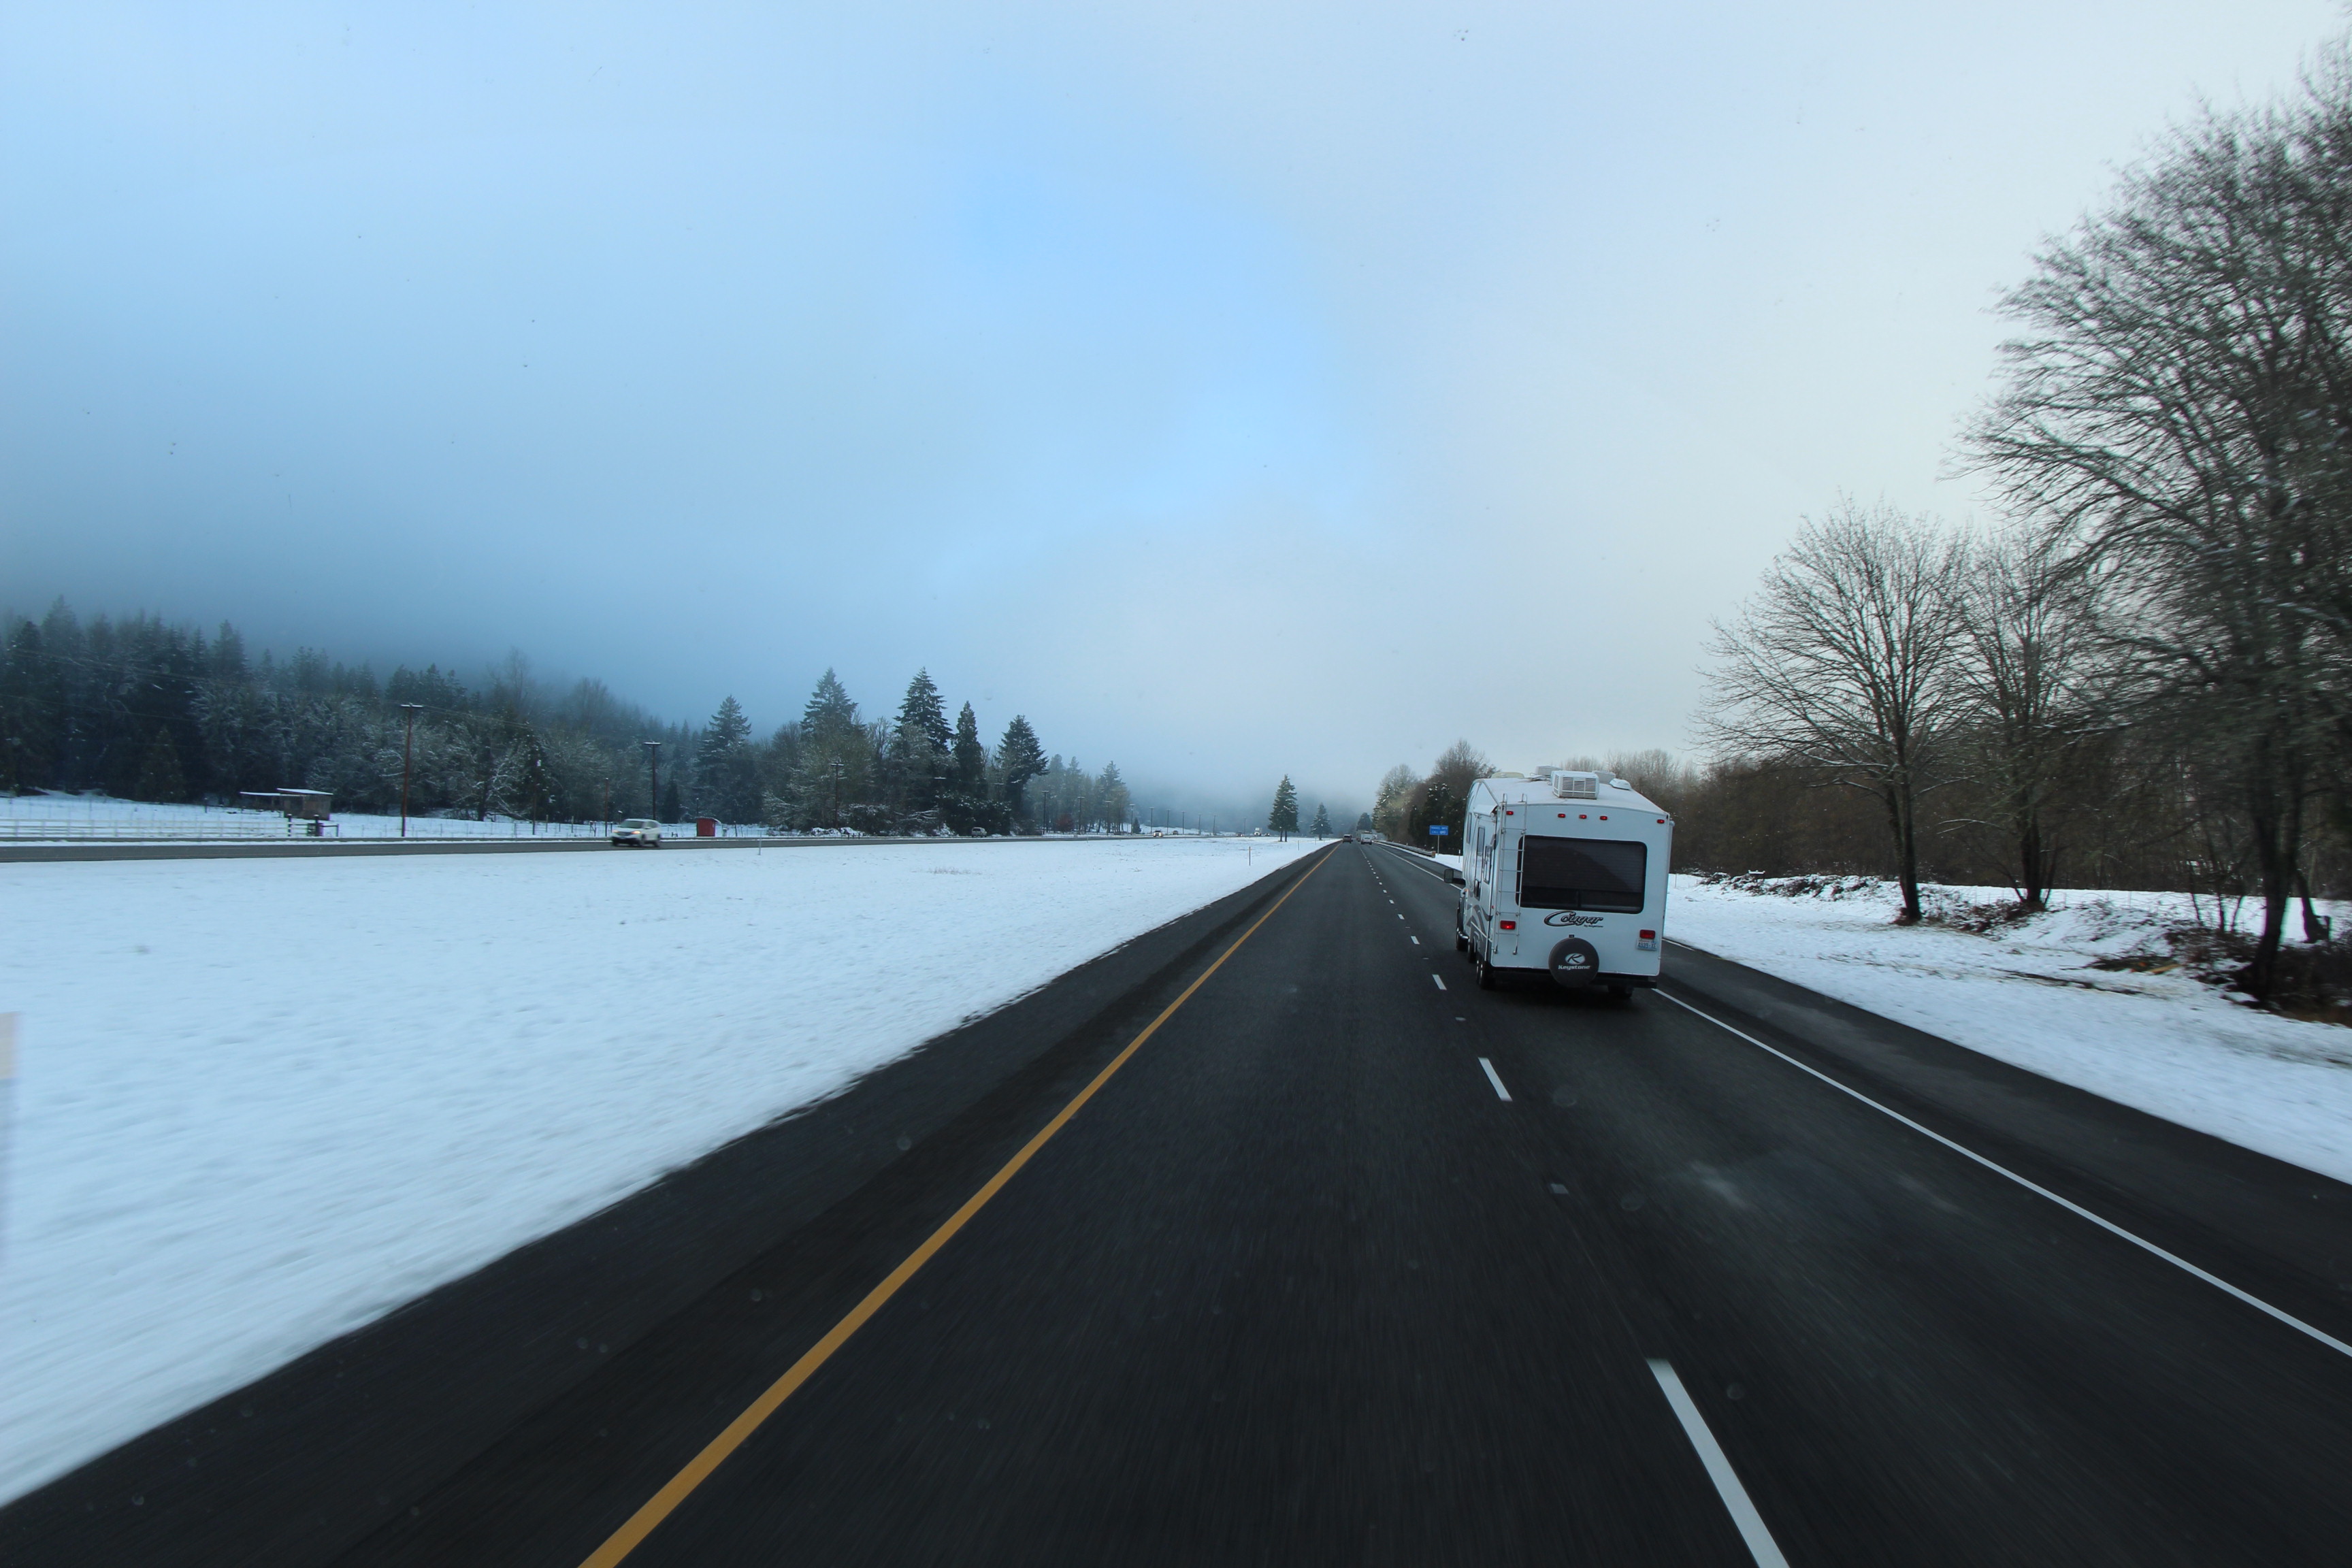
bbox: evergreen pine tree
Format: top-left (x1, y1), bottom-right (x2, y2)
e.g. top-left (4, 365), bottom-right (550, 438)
top-left (791, 670), bottom-right (866, 828)
top-left (951, 702), bottom-right (987, 793)
top-left (135, 725), bottom-right (186, 803)
top-left (801, 668), bottom-right (859, 742)
top-left (659, 777), bottom-right (684, 822)
top-left (889, 670), bottom-right (952, 814)
top-left (1356, 811), bottom-right (1373, 833)
top-left (996, 715), bottom-right (1045, 825)
top-left (0, 621), bottom-right (56, 792)
top-left (1309, 802), bottom-right (1331, 838)
top-left (698, 695), bottom-right (751, 758)
top-left (1267, 776), bottom-right (1299, 834)
top-left (894, 670), bottom-right (951, 753)
top-left (212, 622), bottom-right (248, 682)
top-left (694, 696), bottom-right (760, 821)
top-left (1096, 761), bottom-right (1129, 830)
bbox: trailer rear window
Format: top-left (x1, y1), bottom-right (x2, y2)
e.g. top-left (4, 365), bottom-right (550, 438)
top-left (1518, 836), bottom-right (1646, 912)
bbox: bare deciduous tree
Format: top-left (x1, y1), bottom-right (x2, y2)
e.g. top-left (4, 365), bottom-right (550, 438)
top-left (1426, 739), bottom-right (1492, 804)
top-left (1699, 500), bottom-right (1970, 922)
top-left (1605, 748), bottom-right (1699, 814)
top-left (1951, 525), bottom-right (2106, 910)
top-left (1966, 77), bottom-right (2352, 995)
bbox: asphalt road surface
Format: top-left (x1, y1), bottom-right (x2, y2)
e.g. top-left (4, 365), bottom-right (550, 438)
top-left (9, 840), bottom-right (2351, 1565)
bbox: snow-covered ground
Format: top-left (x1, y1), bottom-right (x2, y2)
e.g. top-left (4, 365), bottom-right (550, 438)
top-left (0, 793), bottom-right (1272, 845)
top-left (0, 836), bottom-right (1321, 1503)
top-left (0, 792), bottom-right (1200, 843)
top-left (0, 791), bottom-right (619, 840)
top-left (1669, 874), bottom-right (2352, 1186)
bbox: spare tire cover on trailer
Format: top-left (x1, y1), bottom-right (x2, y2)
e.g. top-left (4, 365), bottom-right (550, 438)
top-left (1548, 937), bottom-right (1600, 987)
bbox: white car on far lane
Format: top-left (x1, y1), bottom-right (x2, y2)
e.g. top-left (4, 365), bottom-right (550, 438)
top-left (610, 818), bottom-right (663, 848)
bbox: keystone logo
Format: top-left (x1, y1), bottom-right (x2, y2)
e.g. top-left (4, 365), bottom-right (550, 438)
top-left (1544, 913), bottom-right (1603, 927)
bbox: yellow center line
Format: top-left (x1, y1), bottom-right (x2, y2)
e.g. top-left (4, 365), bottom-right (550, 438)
top-left (577, 849), bottom-right (1330, 1567)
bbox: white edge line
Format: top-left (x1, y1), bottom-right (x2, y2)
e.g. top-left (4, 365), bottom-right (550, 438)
top-left (1432, 974), bottom-right (1447, 992)
top-left (1657, 990), bottom-right (2352, 1360)
top-left (1647, 1359), bottom-right (1791, 1568)
top-left (1478, 1057), bottom-right (1512, 1100)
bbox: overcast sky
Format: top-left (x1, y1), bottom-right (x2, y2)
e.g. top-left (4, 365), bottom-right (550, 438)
top-left (1, 2), bottom-right (2338, 822)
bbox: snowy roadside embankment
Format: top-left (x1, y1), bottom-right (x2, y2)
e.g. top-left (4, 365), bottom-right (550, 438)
top-left (0, 836), bottom-right (1321, 1502)
top-left (1668, 874), bottom-right (2352, 1186)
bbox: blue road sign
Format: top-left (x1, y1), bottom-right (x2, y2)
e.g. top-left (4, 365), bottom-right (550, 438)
top-left (1428, 825), bottom-right (1449, 836)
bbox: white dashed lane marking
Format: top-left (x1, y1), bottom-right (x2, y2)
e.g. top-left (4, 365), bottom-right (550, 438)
top-left (1478, 1058), bottom-right (1512, 1100)
top-left (1431, 975), bottom-right (1447, 992)
top-left (1648, 1359), bottom-right (1790, 1567)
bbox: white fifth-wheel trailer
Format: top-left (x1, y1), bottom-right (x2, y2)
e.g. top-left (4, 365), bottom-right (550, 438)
top-left (1449, 768), bottom-right (1674, 997)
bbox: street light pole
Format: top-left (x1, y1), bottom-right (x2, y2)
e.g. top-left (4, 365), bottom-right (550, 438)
top-left (397, 704), bottom-right (424, 838)
top-left (642, 740), bottom-right (662, 824)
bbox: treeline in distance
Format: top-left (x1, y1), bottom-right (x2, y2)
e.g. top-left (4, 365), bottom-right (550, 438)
top-left (0, 600), bottom-right (1133, 835)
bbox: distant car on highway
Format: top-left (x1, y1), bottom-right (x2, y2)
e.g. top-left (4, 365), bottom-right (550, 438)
top-left (610, 817), bottom-right (663, 848)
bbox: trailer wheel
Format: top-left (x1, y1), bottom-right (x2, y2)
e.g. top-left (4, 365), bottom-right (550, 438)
top-left (1605, 981), bottom-right (1633, 1001)
top-left (1454, 927), bottom-right (1469, 952)
top-left (1474, 953), bottom-right (1497, 990)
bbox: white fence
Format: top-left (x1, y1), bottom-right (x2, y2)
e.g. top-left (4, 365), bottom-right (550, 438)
top-left (0, 817), bottom-right (302, 843)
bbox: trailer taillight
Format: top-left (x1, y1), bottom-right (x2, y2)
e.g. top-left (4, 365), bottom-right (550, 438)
top-left (1639, 930), bottom-right (1655, 940)
top-left (1499, 919), bottom-right (1516, 930)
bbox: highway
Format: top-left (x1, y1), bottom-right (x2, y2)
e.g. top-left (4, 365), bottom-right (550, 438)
top-left (7, 839), bottom-right (2350, 1565)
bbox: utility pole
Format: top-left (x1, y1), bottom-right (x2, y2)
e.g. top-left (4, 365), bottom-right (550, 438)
top-left (397, 703), bottom-right (424, 838)
top-left (830, 759), bottom-right (845, 829)
top-left (642, 740), bottom-right (662, 823)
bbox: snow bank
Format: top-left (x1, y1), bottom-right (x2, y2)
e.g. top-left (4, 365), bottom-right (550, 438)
top-left (1668, 875), bottom-right (2352, 1186)
top-left (0, 836), bottom-right (1320, 1502)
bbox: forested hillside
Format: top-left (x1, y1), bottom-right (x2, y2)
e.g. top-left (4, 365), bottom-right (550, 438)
top-left (0, 602), bottom-right (1132, 834)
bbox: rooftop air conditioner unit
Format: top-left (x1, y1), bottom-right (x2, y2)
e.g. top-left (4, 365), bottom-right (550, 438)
top-left (1551, 772), bottom-right (1599, 800)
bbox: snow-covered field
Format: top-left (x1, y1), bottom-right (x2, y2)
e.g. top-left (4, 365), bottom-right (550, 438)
top-left (0, 791), bottom-right (616, 840)
top-left (1669, 875), bottom-right (2352, 1186)
top-left (0, 836), bottom-right (1320, 1503)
